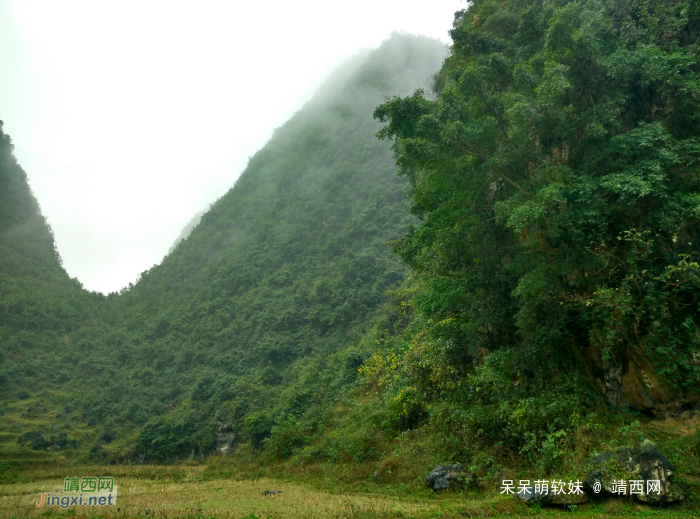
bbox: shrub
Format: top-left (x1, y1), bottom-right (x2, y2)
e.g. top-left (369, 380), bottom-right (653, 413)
top-left (264, 414), bottom-right (309, 459)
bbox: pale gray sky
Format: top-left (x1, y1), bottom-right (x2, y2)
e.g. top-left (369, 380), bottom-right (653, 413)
top-left (0, 0), bottom-right (464, 294)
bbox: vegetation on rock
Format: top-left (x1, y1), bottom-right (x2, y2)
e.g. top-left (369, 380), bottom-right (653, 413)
top-left (368, 0), bottom-right (700, 466)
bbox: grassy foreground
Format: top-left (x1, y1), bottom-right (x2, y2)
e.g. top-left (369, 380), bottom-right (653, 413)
top-left (1, 413), bottom-right (699, 518)
top-left (0, 464), bottom-right (698, 519)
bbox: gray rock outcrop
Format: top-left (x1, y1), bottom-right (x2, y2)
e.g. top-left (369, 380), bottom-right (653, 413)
top-left (584, 440), bottom-right (685, 503)
top-left (517, 484), bottom-right (588, 506)
top-left (425, 464), bottom-right (472, 491)
top-left (584, 341), bottom-right (700, 416)
top-left (215, 420), bottom-right (236, 455)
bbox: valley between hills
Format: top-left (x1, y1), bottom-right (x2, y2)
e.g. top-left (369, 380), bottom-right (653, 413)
top-left (2, 1), bottom-right (700, 517)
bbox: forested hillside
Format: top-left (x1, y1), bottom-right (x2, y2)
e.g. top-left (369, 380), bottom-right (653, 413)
top-left (0, 34), bottom-right (447, 463)
top-left (0, 121), bottom-right (100, 388)
top-left (363, 0), bottom-right (700, 468)
top-left (1, 0), bottom-right (700, 505)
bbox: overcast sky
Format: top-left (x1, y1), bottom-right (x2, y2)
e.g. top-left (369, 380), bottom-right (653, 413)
top-left (0, 0), bottom-right (464, 294)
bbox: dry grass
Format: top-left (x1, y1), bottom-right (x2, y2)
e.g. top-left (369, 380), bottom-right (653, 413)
top-left (0, 466), bottom-right (519, 519)
top-left (1, 465), bottom-right (699, 519)
top-left (643, 414), bottom-right (700, 437)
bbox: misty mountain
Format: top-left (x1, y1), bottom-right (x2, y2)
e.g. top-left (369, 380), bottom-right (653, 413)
top-left (0, 120), bottom-right (100, 385)
top-left (2, 0), bottom-right (699, 498)
top-left (0, 34), bottom-right (447, 462)
top-left (167, 209), bottom-right (207, 255)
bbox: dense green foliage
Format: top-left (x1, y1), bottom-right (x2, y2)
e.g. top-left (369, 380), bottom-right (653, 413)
top-left (0, 35), bottom-right (447, 462)
top-left (368, 0), bottom-right (700, 464)
top-left (0, 121), bottom-right (99, 388)
top-left (2, 0), bottom-right (700, 481)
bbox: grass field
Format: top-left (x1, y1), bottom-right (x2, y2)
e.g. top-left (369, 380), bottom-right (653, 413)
top-left (2, 394), bottom-right (699, 518)
top-left (0, 464), bottom-right (699, 519)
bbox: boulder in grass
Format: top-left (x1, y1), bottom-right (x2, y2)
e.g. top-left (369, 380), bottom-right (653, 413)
top-left (425, 464), bottom-right (473, 491)
top-left (584, 440), bottom-right (685, 503)
top-left (517, 484), bottom-right (589, 506)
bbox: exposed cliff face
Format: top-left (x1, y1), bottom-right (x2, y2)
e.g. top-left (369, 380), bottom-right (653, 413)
top-left (215, 421), bottom-right (236, 455)
top-left (586, 340), bottom-right (700, 416)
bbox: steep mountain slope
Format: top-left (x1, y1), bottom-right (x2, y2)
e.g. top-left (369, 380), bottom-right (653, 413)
top-left (167, 209), bottom-right (207, 255)
top-left (1, 3), bottom-right (699, 505)
top-left (0, 121), bottom-right (100, 388)
top-left (0, 34), bottom-right (447, 462)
